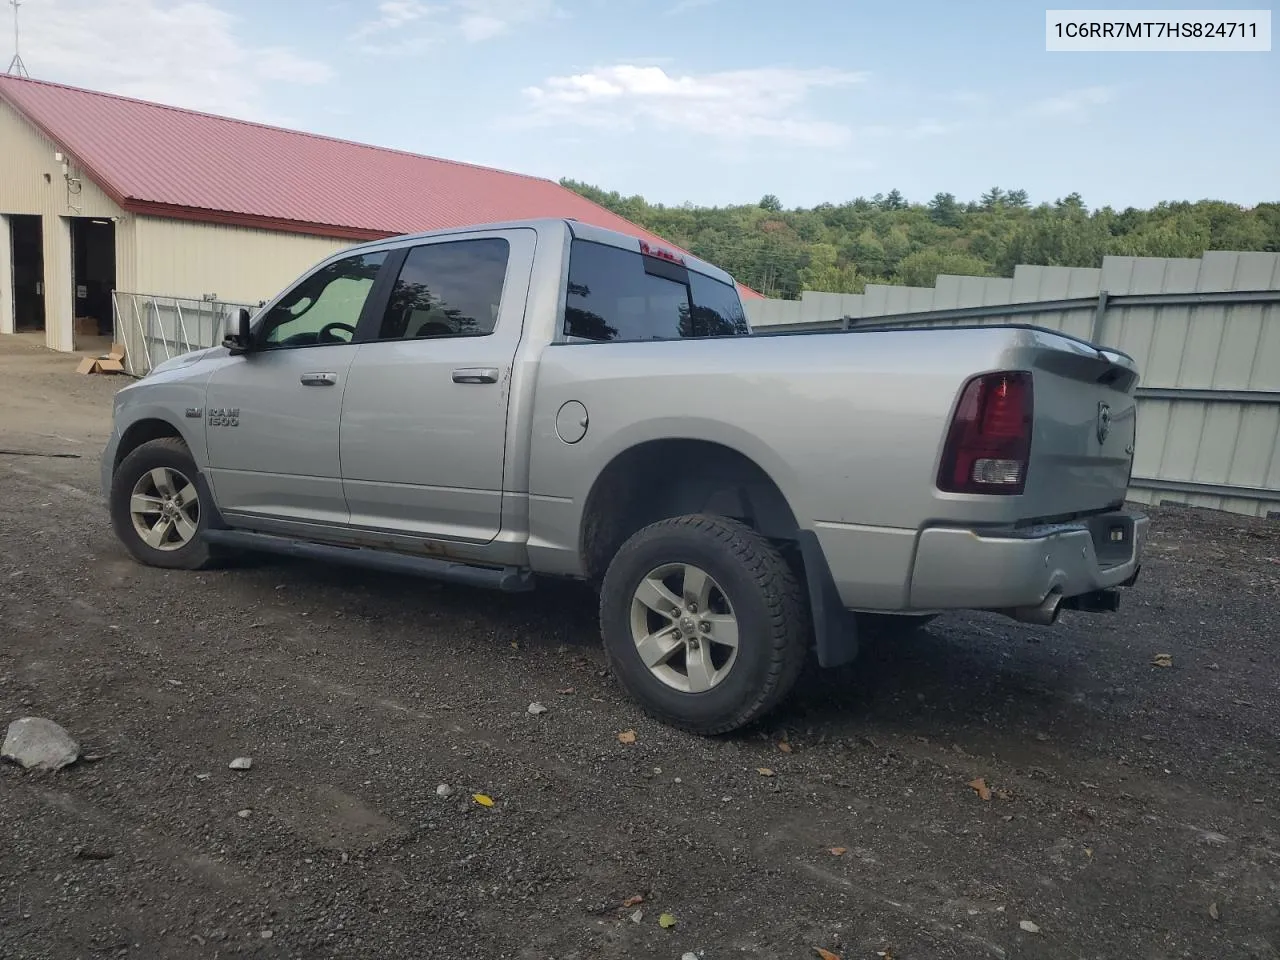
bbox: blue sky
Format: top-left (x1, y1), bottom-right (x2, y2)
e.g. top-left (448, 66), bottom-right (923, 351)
top-left (15, 0), bottom-right (1279, 210)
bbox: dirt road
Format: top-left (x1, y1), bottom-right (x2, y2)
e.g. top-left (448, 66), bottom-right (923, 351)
top-left (1, 338), bottom-right (1277, 959)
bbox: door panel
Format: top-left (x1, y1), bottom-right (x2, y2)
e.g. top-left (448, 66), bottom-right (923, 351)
top-left (339, 229), bottom-right (536, 542)
top-left (204, 345), bottom-right (358, 524)
top-left (204, 249), bottom-right (389, 525)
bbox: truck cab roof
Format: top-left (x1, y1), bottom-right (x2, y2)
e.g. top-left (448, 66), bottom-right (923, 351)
top-left (337, 217), bottom-right (738, 291)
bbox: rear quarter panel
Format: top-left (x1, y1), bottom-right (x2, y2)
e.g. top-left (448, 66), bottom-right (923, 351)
top-left (523, 327), bottom-right (1057, 585)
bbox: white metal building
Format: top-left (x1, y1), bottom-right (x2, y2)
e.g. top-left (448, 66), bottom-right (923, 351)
top-left (0, 75), bottom-right (739, 356)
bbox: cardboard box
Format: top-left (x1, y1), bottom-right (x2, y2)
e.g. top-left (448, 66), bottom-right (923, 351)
top-left (74, 316), bottom-right (99, 337)
top-left (76, 342), bottom-right (128, 376)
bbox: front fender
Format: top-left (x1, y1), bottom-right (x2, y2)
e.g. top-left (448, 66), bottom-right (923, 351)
top-left (110, 363), bottom-right (220, 469)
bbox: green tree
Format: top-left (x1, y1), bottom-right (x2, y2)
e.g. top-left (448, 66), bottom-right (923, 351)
top-left (799, 243), bottom-right (864, 294)
top-left (882, 188), bottom-right (907, 210)
top-left (559, 180), bottom-right (1277, 297)
top-left (1055, 192), bottom-right (1087, 214)
top-left (896, 249), bottom-right (991, 287)
top-left (928, 192), bottom-right (963, 226)
top-left (844, 227), bottom-right (888, 276)
top-left (1000, 214), bottom-right (1111, 272)
top-left (882, 224), bottom-right (913, 273)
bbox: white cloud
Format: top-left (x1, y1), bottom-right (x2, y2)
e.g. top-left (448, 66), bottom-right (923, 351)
top-left (906, 118), bottom-right (957, 138)
top-left (1027, 85), bottom-right (1113, 117)
top-left (515, 64), bottom-right (867, 147)
top-left (944, 90), bottom-right (989, 109)
top-left (458, 14), bottom-right (507, 40)
top-left (351, 0), bottom-right (435, 40)
top-left (255, 48), bottom-right (335, 85)
top-left (856, 118), bottom-right (957, 141)
top-left (15, 0), bottom-right (332, 122)
top-left (373, 0), bottom-right (433, 29)
top-left (665, 0), bottom-right (720, 15)
top-left (353, 0), bottom-right (562, 52)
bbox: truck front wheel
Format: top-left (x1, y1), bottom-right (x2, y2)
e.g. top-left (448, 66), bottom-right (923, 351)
top-left (598, 514), bottom-right (810, 735)
top-left (109, 437), bottom-right (215, 571)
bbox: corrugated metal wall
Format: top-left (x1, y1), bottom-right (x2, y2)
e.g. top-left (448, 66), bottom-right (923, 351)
top-left (0, 215), bottom-right (12, 333)
top-left (0, 99), bottom-right (130, 350)
top-left (131, 217), bottom-right (353, 306)
top-left (745, 252), bottom-right (1280, 518)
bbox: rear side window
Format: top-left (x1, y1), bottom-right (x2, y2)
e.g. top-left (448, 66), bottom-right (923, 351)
top-left (375, 237), bottom-right (510, 341)
top-left (562, 239), bottom-right (748, 343)
top-left (688, 270), bottom-right (749, 337)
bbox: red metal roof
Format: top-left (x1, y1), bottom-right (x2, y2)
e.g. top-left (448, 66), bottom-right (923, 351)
top-left (0, 76), bottom-right (761, 298)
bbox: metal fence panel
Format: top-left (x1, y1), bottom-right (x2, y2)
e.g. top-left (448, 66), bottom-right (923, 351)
top-left (743, 251), bottom-right (1280, 518)
top-left (111, 291), bottom-right (258, 377)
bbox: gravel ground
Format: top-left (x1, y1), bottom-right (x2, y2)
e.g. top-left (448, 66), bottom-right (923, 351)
top-left (1, 338), bottom-right (1277, 960)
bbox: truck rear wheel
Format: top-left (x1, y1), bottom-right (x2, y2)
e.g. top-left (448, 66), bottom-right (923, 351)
top-left (109, 437), bottom-right (215, 571)
top-left (598, 514), bottom-right (810, 735)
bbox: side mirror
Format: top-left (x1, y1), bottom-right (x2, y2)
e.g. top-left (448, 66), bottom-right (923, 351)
top-left (223, 308), bottom-right (253, 355)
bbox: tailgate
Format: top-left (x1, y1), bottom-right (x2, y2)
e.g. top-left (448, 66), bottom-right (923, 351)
top-left (1022, 337), bottom-right (1139, 518)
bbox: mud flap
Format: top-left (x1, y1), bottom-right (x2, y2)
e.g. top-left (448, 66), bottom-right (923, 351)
top-left (195, 470), bottom-right (229, 530)
top-left (796, 530), bottom-right (859, 668)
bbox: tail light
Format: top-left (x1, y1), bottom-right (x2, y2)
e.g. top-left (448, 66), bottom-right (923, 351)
top-left (937, 371), bottom-right (1033, 495)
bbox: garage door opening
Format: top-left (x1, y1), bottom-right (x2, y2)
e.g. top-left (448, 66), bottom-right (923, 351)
top-left (10, 214), bottom-right (44, 332)
top-left (72, 217), bottom-right (116, 336)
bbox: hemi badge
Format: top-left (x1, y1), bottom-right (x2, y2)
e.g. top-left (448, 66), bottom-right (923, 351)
top-left (185, 407), bottom-right (203, 419)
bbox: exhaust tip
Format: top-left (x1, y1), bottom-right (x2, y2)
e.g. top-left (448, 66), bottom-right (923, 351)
top-left (1006, 591), bottom-right (1063, 626)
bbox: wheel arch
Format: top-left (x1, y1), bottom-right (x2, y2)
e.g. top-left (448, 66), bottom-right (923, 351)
top-left (578, 437), bottom-right (801, 585)
top-left (577, 435), bottom-right (860, 671)
top-left (113, 417), bottom-right (188, 472)
top-left (110, 416), bottom-right (226, 530)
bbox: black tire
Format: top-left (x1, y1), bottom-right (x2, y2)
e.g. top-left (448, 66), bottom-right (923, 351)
top-left (109, 437), bottom-right (215, 570)
top-left (599, 514), bottom-right (810, 735)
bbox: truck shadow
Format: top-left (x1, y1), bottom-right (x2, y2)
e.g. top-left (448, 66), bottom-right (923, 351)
top-left (772, 612), bottom-right (1137, 754)
top-left (233, 553), bottom-right (1148, 755)
top-left (242, 554), bottom-right (605, 651)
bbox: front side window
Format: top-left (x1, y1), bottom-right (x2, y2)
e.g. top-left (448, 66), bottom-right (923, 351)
top-left (374, 238), bottom-right (510, 341)
top-left (562, 239), bottom-right (747, 343)
top-left (258, 251), bottom-right (388, 349)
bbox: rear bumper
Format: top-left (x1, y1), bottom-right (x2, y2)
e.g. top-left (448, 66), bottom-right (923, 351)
top-left (908, 509), bottom-right (1147, 611)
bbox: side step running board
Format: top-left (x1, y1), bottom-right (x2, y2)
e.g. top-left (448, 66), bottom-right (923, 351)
top-left (202, 529), bottom-right (535, 593)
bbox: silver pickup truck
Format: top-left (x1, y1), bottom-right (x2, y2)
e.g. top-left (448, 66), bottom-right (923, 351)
top-left (102, 218), bottom-right (1147, 734)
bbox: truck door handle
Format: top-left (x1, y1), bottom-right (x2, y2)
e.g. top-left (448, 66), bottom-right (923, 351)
top-left (300, 372), bottom-right (338, 386)
top-left (452, 367), bottom-right (500, 384)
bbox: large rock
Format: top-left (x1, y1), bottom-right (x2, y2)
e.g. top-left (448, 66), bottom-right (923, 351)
top-left (2, 717), bottom-right (80, 772)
